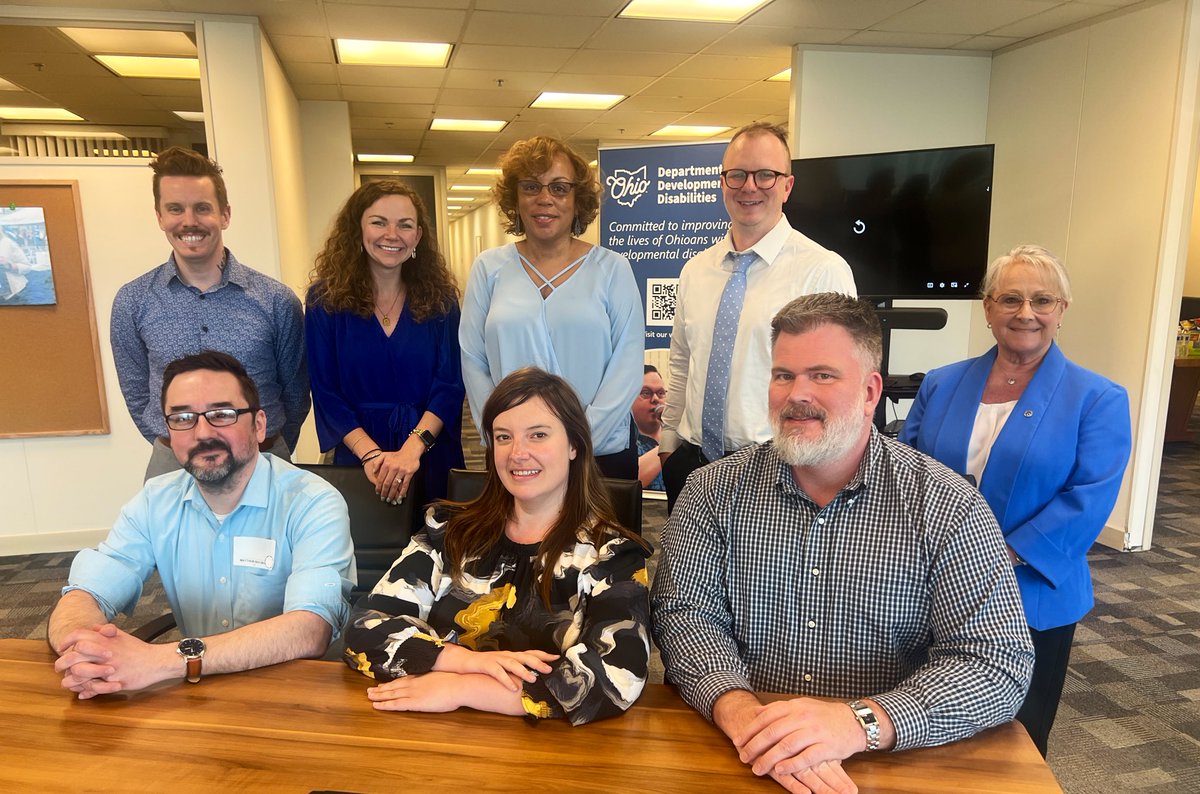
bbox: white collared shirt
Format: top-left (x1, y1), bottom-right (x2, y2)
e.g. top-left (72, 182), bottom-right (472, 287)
top-left (660, 215), bottom-right (856, 454)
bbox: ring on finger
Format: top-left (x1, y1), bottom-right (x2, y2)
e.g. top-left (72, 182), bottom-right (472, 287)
top-left (394, 475), bottom-right (404, 484)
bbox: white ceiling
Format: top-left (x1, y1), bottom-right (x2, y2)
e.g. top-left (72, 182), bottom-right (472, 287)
top-left (0, 0), bottom-right (1150, 179)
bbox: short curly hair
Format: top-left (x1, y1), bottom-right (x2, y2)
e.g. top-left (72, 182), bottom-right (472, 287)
top-left (490, 136), bottom-right (601, 236)
top-left (308, 180), bottom-right (458, 323)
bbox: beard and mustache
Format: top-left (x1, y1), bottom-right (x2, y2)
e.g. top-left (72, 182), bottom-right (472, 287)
top-left (771, 399), bottom-right (866, 468)
top-left (184, 438), bottom-right (250, 490)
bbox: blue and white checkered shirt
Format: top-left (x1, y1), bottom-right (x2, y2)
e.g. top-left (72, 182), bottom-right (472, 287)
top-left (651, 429), bottom-right (1034, 751)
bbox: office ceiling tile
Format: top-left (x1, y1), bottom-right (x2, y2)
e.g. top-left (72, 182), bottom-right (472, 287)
top-left (561, 49), bottom-right (690, 77)
top-left (585, 18), bottom-right (727, 53)
top-left (343, 85), bottom-right (438, 104)
top-left (269, 35), bottom-right (334, 64)
top-left (668, 54), bottom-right (788, 81)
top-left (292, 83), bottom-right (345, 101)
top-left (283, 62), bottom-right (339, 85)
top-left (461, 11), bottom-right (606, 48)
top-left (745, 0), bottom-right (926, 30)
top-left (451, 44), bottom-right (575, 71)
top-left (951, 34), bottom-right (1024, 50)
top-left (444, 69), bottom-right (550, 92)
top-left (842, 29), bottom-right (973, 48)
top-left (541, 73), bottom-right (654, 95)
top-left (877, 0), bottom-right (1060, 35)
top-left (474, 0), bottom-right (624, 14)
top-left (323, 4), bottom-right (467, 41)
top-left (991, 2), bottom-right (1119, 37)
top-left (335, 64), bottom-right (447, 88)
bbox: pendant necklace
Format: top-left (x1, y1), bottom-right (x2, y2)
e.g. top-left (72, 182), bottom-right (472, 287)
top-left (376, 290), bottom-right (402, 327)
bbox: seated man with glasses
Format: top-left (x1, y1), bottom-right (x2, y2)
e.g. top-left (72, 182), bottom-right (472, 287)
top-left (48, 351), bottom-right (355, 699)
top-left (658, 121), bottom-right (857, 512)
top-left (633, 364), bottom-right (668, 490)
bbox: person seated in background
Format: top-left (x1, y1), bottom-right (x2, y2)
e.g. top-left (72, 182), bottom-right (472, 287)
top-left (651, 293), bottom-right (1033, 794)
top-left (633, 365), bottom-right (667, 490)
top-left (306, 180), bottom-right (465, 505)
top-left (344, 367), bottom-right (651, 726)
top-left (900, 244), bottom-right (1131, 757)
top-left (48, 351), bottom-right (355, 699)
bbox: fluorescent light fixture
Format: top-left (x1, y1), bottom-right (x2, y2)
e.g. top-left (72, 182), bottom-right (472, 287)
top-left (0, 78), bottom-right (23, 92)
top-left (60, 28), bottom-right (196, 57)
top-left (449, 185), bottom-right (490, 193)
top-left (447, 205), bottom-right (464, 210)
top-left (357, 153), bottom-right (415, 163)
top-left (465, 167), bottom-right (501, 176)
top-left (335, 39), bottom-right (451, 68)
top-left (651, 124), bottom-right (730, 137)
top-left (431, 118), bottom-right (507, 132)
top-left (94, 55), bottom-right (200, 79)
top-left (0, 107), bottom-right (85, 122)
top-left (173, 110), bottom-right (205, 123)
top-left (767, 68), bottom-right (790, 82)
top-left (531, 92), bottom-right (624, 110)
top-left (618, 0), bottom-right (772, 23)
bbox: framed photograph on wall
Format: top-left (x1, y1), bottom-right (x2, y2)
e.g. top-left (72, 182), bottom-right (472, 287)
top-left (0, 205), bottom-right (56, 306)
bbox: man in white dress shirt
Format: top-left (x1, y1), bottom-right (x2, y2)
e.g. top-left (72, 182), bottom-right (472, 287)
top-left (659, 122), bottom-right (857, 511)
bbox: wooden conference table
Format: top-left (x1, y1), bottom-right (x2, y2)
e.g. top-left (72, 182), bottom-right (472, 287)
top-left (0, 639), bottom-right (1061, 793)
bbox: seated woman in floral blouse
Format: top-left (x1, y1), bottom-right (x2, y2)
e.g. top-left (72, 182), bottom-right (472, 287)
top-left (343, 367), bottom-right (651, 726)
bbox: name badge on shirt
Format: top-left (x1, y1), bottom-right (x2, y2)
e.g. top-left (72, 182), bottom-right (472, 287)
top-left (233, 537), bottom-right (276, 571)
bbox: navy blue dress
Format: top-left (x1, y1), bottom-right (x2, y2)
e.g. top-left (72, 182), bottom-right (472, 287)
top-left (305, 285), bottom-right (465, 502)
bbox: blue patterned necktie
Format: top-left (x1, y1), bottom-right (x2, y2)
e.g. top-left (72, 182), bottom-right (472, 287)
top-left (700, 252), bottom-right (755, 462)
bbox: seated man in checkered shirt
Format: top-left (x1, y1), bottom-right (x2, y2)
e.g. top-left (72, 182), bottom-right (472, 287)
top-left (651, 293), bottom-right (1034, 794)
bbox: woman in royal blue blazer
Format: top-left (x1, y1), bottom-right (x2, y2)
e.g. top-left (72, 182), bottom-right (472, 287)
top-left (900, 244), bottom-right (1131, 758)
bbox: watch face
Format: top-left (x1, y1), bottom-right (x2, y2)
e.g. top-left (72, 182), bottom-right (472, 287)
top-left (178, 637), bottom-right (206, 658)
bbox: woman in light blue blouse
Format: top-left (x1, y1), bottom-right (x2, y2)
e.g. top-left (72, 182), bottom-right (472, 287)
top-left (460, 136), bottom-right (644, 479)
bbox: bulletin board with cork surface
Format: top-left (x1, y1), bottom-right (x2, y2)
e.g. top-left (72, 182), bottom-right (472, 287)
top-left (0, 180), bottom-right (108, 437)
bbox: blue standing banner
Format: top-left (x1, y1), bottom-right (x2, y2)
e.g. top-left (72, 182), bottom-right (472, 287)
top-left (598, 142), bottom-right (729, 351)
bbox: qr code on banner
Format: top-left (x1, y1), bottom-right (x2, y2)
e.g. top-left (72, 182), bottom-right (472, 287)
top-left (646, 278), bottom-right (679, 327)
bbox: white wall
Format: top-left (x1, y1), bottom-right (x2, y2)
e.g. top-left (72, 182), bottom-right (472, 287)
top-left (987, 0), bottom-right (1193, 548)
top-left (197, 19), bottom-right (280, 280)
top-left (1186, 157), bottom-right (1200, 296)
top-left (0, 162), bottom-right (164, 553)
top-left (789, 47), bottom-right (993, 417)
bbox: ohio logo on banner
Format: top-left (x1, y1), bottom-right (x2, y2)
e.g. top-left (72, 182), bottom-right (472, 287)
top-left (599, 142), bottom-right (729, 350)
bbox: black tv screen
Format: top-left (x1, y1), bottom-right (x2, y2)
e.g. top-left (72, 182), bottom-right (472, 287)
top-left (783, 144), bottom-right (994, 300)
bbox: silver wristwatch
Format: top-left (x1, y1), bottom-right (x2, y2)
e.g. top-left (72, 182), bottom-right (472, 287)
top-left (848, 699), bottom-right (881, 752)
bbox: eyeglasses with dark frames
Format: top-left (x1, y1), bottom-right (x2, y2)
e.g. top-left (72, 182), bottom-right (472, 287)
top-left (516, 179), bottom-right (576, 198)
top-left (639, 388), bottom-right (668, 400)
top-left (164, 407), bottom-right (256, 431)
top-left (720, 169), bottom-right (788, 190)
top-left (987, 293), bottom-right (1063, 315)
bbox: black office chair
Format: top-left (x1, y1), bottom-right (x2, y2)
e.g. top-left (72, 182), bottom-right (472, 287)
top-left (132, 463), bottom-right (421, 641)
top-left (297, 463), bottom-right (421, 601)
top-left (445, 468), bottom-right (643, 535)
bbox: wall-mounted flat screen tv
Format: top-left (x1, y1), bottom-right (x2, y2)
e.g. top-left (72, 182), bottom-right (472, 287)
top-left (783, 143), bottom-right (994, 300)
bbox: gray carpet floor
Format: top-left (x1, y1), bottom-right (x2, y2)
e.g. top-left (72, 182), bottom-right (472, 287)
top-left (3, 402), bottom-right (1198, 793)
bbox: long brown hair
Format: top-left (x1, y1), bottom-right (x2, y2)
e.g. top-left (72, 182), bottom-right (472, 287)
top-left (308, 180), bottom-right (457, 322)
top-left (442, 368), bottom-right (646, 606)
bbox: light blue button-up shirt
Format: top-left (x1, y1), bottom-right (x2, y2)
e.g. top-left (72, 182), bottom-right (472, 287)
top-left (66, 454), bottom-right (355, 639)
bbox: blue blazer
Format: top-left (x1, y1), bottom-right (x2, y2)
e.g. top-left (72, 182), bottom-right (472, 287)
top-left (900, 343), bottom-right (1130, 631)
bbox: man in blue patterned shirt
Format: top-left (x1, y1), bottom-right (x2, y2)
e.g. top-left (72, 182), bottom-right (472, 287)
top-left (651, 293), bottom-right (1033, 794)
top-left (111, 147), bottom-right (309, 479)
